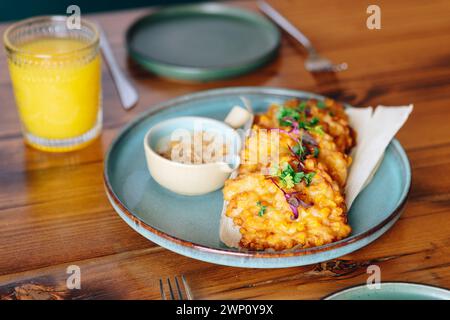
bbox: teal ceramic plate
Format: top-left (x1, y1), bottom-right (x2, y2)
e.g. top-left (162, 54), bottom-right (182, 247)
top-left (324, 282), bottom-right (450, 300)
top-left (126, 4), bottom-right (280, 81)
top-left (104, 87), bottom-right (411, 268)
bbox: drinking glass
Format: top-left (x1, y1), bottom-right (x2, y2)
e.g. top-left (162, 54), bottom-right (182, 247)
top-left (4, 16), bottom-right (102, 152)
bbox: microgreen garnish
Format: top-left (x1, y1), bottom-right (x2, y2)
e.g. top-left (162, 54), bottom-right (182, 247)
top-left (299, 172), bottom-right (316, 186)
top-left (277, 106), bottom-right (301, 126)
top-left (308, 117), bottom-right (319, 126)
top-left (317, 101), bottom-right (327, 109)
top-left (292, 143), bottom-right (306, 159)
top-left (271, 163), bottom-right (316, 188)
top-left (298, 101), bottom-right (307, 112)
top-left (269, 178), bottom-right (313, 219)
top-left (308, 124), bottom-right (325, 135)
top-left (290, 140), bottom-right (320, 162)
top-left (277, 106), bottom-right (324, 136)
top-left (313, 147), bottom-right (320, 158)
top-left (256, 201), bottom-right (267, 217)
top-left (301, 117), bottom-right (324, 135)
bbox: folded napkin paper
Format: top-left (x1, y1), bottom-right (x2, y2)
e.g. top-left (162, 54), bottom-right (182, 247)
top-left (345, 105), bottom-right (413, 208)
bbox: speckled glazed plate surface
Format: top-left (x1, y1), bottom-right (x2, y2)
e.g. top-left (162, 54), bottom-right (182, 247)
top-left (324, 282), bottom-right (450, 300)
top-left (126, 4), bottom-right (280, 81)
top-left (104, 87), bottom-right (411, 268)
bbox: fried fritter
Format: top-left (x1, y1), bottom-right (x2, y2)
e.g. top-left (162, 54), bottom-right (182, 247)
top-left (222, 98), bottom-right (354, 251)
top-left (224, 158), bottom-right (350, 250)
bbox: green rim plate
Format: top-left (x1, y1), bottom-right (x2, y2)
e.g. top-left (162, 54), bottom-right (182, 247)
top-left (126, 4), bottom-right (280, 81)
top-left (104, 87), bottom-right (412, 269)
top-left (324, 282), bottom-right (450, 300)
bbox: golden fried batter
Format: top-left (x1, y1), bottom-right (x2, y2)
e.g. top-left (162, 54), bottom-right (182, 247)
top-left (223, 98), bottom-right (355, 251)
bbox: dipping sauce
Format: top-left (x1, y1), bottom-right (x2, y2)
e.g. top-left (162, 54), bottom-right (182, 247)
top-left (158, 131), bottom-right (229, 164)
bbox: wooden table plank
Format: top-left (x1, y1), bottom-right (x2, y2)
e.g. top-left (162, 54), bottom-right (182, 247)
top-left (0, 0), bottom-right (449, 299)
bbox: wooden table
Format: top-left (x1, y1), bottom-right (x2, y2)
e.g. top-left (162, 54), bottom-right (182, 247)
top-left (1, 0), bottom-right (449, 300)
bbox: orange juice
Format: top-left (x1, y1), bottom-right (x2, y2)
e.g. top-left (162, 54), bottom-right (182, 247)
top-left (4, 16), bottom-right (102, 152)
top-left (8, 37), bottom-right (101, 150)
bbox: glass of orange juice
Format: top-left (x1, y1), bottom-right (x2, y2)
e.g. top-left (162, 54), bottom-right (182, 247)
top-left (4, 16), bottom-right (101, 152)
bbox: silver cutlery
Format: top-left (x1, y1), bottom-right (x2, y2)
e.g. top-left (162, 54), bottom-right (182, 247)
top-left (258, 1), bottom-right (348, 72)
top-left (99, 25), bottom-right (139, 110)
top-left (159, 275), bottom-right (193, 300)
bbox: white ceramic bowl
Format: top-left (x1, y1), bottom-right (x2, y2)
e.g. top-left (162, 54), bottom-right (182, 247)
top-left (143, 116), bottom-right (242, 196)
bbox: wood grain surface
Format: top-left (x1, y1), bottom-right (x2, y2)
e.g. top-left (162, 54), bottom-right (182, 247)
top-left (0, 0), bottom-right (449, 300)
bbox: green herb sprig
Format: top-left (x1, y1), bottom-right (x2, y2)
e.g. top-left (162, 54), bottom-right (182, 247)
top-left (317, 100), bottom-right (327, 109)
top-left (277, 106), bottom-right (301, 126)
top-left (271, 163), bottom-right (316, 188)
top-left (277, 106), bottom-right (324, 136)
top-left (256, 201), bottom-right (267, 217)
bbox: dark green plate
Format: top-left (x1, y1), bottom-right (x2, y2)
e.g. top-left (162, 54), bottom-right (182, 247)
top-left (126, 3), bottom-right (280, 81)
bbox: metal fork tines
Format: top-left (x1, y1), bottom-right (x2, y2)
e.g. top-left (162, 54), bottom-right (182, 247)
top-left (159, 275), bottom-right (193, 300)
top-left (258, 0), bottom-right (347, 73)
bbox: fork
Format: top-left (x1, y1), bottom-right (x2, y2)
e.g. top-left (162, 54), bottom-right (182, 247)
top-left (159, 275), bottom-right (193, 300)
top-left (258, 1), bottom-right (348, 72)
